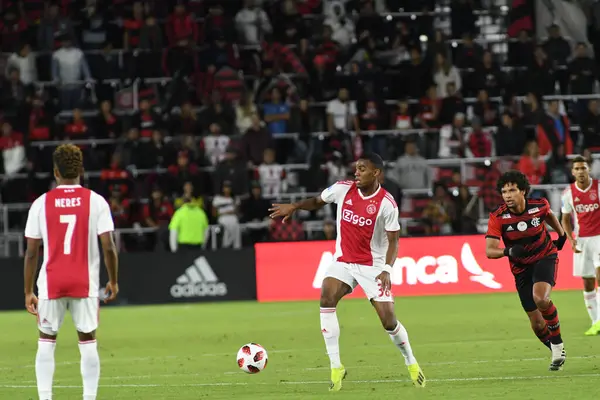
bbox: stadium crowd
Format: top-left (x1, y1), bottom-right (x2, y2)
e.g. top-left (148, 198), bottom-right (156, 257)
top-left (0, 0), bottom-right (599, 251)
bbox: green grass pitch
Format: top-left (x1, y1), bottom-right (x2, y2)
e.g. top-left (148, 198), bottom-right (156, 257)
top-left (1, 291), bottom-right (599, 399)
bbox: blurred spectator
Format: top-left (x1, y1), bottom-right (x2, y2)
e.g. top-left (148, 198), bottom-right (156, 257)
top-left (174, 181), bottom-right (204, 210)
top-left (450, 0), bottom-right (476, 39)
top-left (118, 128), bottom-right (142, 169)
top-left (166, 2), bottom-right (198, 46)
top-left (455, 32), bottom-right (483, 70)
top-left (142, 130), bottom-right (171, 169)
top-left (236, 93), bottom-right (258, 134)
top-left (28, 95), bottom-right (53, 141)
top-left (326, 88), bottom-right (358, 159)
top-left (544, 144), bottom-right (571, 185)
top-left (88, 42), bottom-right (121, 100)
top-left (537, 100), bottom-right (573, 156)
top-left (433, 52), bottom-right (462, 98)
top-left (95, 100), bottom-right (121, 139)
top-left (324, 151), bottom-right (348, 185)
top-left (171, 101), bottom-right (199, 135)
top-left (568, 43), bottom-right (597, 97)
top-left (235, 0), bottom-right (272, 45)
top-left (543, 24), bottom-right (571, 93)
top-left (452, 184), bottom-right (478, 234)
top-left (202, 123), bottom-right (230, 166)
top-left (38, 3), bottom-right (76, 51)
top-left (474, 50), bottom-right (505, 97)
top-left (132, 99), bottom-right (161, 138)
top-left (323, 1), bottom-right (355, 48)
top-left (517, 140), bottom-right (546, 185)
top-left (273, 0), bottom-right (309, 50)
top-left (0, 121), bottom-right (26, 177)
top-left (79, 3), bottom-right (111, 50)
top-left (180, 134), bottom-right (204, 166)
top-left (418, 84), bottom-right (441, 129)
top-left (439, 82), bottom-right (466, 125)
top-left (169, 199), bottom-right (209, 252)
top-left (422, 183), bottom-right (455, 235)
top-left (466, 117), bottom-right (492, 158)
top-left (203, 92), bottom-right (235, 134)
top-left (522, 92), bottom-right (544, 126)
top-left (213, 147), bottom-right (249, 196)
top-left (439, 112), bottom-right (466, 158)
top-left (0, 6), bottom-right (28, 52)
top-left (426, 30), bottom-right (450, 65)
top-left (239, 181), bottom-right (271, 243)
top-left (581, 100), bottom-right (600, 152)
top-left (508, 29), bottom-right (534, 68)
top-left (583, 148), bottom-right (600, 179)
top-left (256, 148), bottom-right (286, 197)
top-left (391, 99), bottom-right (413, 130)
top-left (315, 219), bottom-right (337, 240)
top-left (472, 89), bottom-right (499, 127)
top-left (101, 153), bottom-right (132, 196)
top-left (243, 115), bottom-right (272, 166)
top-left (212, 181), bottom-right (242, 249)
top-left (52, 37), bottom-right (92, 110)
top-left (263, 87), bottom-right (290, 136)
top-left (203, 33), bottom-right (240, 71)
top-left (5, 43), bottom-right (37, 85)
top-left (496, 112), bottom-right (527, 157)
top-left (1, 67), bottom-right (29, 112)
top-left (166, 150), bottom-right (201, 196)
top-left (528, 46), bottom-right (554, 95)
top-left (143, 187), bottom-right (174, 251)
top-left (140, 16), bottom-right (163, 50)
top-left (109, 191), bottom-right (131, 229)
top-left (389, 140), bottom-right (431, 190)
top-left (405, 47), bottom-right (432, 99)
top-left (123, 1), bottom-right (146, 49)
top-left (64, 108), bottom-right (89, 140)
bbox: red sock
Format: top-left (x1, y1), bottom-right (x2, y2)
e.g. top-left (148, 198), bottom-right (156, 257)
top-left (534, 325), bottom-right (551, 349)
top-left (540, 301), bottom-right (562, 345)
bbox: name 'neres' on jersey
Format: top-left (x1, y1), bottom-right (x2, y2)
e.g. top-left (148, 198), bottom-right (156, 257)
top-left (486, 198), bottom-right (557, 273)
top-left (24, 185), bottom-right (114, 300)
top-left (561, 179), bottom-right (600, 238)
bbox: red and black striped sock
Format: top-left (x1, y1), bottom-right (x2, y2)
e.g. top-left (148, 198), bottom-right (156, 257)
top-left (534, 325), bottom-right (552, 349)
top-left (540, 301), bottom-right (562, 345)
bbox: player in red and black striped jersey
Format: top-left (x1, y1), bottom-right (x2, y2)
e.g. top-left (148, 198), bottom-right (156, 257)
top-left (485, 171), bottom-right (568, 371)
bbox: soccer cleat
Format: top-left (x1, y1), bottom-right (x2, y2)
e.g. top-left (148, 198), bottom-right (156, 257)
top-left (584, 320), bottom-right (600, 336)
top-left (549, 343), bottom-right (566, 371)
top-left (329, 365), bottom-right (347, 392)
top-left (407, 363), bottom-right (426, 387)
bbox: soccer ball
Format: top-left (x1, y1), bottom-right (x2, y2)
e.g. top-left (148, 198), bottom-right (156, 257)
top-left (237, 343), bottom-right (268, 373)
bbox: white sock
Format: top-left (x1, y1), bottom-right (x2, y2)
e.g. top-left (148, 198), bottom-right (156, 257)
top-left (388, 321), bottom-right (417, 366)
top-left (79, 340), bottom-right (100, 400)
top-left (584, 289), bottom-right (598, 324)
top-left (36, 339), bottom-right (56, 400)
top-left (320, 307), bottom-right (342, 369)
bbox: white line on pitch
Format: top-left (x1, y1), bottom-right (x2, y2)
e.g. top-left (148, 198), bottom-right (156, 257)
top-left (2, 373), bottom-right (600, 389)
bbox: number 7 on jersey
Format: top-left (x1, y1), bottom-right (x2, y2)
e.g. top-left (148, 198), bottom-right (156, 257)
top-left (59, 214), bottom-right (76, 255)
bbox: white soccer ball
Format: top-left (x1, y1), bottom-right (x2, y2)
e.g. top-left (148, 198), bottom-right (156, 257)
top-left (237, 343), bottom-right (268, 373)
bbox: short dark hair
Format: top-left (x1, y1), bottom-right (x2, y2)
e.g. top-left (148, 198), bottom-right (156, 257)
top-left (359, 152), bottom-right (384, 170)
top-left (53, 144), bottom-right (83, 180)
top-left (496, 170), bottom-right (530, 195)
top-left (572, 155), bottom-right (588, 165)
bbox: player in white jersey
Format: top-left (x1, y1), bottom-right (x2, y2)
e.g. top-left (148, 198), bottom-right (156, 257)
top-left (560, 155), bottom-right (600, 335)
top-left (269, 153), bottom-right (425, 391)
top-left (24, 144), bottom-right (119, 400)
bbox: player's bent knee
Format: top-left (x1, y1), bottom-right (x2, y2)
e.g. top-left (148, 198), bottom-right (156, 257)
top-left (77, 331), bottom-right (96, 342)
top-left (533, 294), bottom-right (551, 310)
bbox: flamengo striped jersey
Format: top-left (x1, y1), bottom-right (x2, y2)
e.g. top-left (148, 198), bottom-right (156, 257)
top-left (486, 198), bottom-right (557, 274)
top-left (320, 180), bottom-right (400, 267)
top-left (24, 185), bottom-right (114, 300)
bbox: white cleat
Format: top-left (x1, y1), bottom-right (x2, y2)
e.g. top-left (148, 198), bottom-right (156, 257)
top-left (549, 343), bottom-right (566, 371)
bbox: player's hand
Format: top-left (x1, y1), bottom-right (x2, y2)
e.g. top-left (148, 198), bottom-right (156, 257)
top-left (268, 203), bottom-right (296, 223)
top-left (553, 233), bottom-right (567, 250)
top-left (103, 281), bottom-right (119, 303)
top-left (504, 245), bottom-right (527, 258)
top-left (25, 293), bottom-right (38, 316)
top-left (571, 240), bottom-right (582, 253)
top-left (376, 271), bottom-right (391, 293)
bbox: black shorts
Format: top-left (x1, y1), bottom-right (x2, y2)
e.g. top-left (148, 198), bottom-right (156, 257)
top-left (514, 255), bottom-right (559, 312)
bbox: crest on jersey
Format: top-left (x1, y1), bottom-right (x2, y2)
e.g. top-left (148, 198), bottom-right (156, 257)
top-left (590, 191), bottom-right (598, 201)
top-left (531, 217), bottom-right (540, 227)
top-left (366, 204), bottom-right (377, 215)
top-left (517, 221), bottom-right (528, 231)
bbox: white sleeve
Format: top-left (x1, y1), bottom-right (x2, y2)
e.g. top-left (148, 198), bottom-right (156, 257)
top-left (95, 194), bottom-right (115, 235)
top-left (320, 181), bottom-right (351, 204)
top-left (326, 100), bottom-right (335, 115)
top-left (24, 196), bottom-right (44, 239)
top-left (381, 198), bottom-right (400, 232)
top-left (349, 101), bottom-right (357, 116)
top-left (560, 189), bottom-right (573, 214)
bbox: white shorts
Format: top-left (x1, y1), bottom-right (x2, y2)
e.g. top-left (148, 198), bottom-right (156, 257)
top-left (37, 297), bottom-right (99, 336)
top-left (574, 235), bottom-right (600, 278)
top-left (324, 261), bottom-right (393, 302)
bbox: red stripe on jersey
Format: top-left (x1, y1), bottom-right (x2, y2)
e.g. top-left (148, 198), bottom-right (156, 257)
top-left (45, 187), bottom-right (91, 299)
top-left (384, 193), bottom-right (397, 208)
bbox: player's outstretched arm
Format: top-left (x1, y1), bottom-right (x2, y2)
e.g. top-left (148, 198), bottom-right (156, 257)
top-left (485, 237), bottom-right (507, 259)
top-left (269, 196), bottom-right (326, 222)
top-left (99, 232), bottom-right (119, 303)
top-left (23, 238), bottom-right (41, 315)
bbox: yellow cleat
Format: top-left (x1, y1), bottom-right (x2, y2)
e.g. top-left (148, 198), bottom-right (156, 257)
top-left (584, 321), bottom-right (600, 336)
top-left (329, 365), bottom-right (347, 392)
top-left (407, 363), bottom-right (426, 388)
